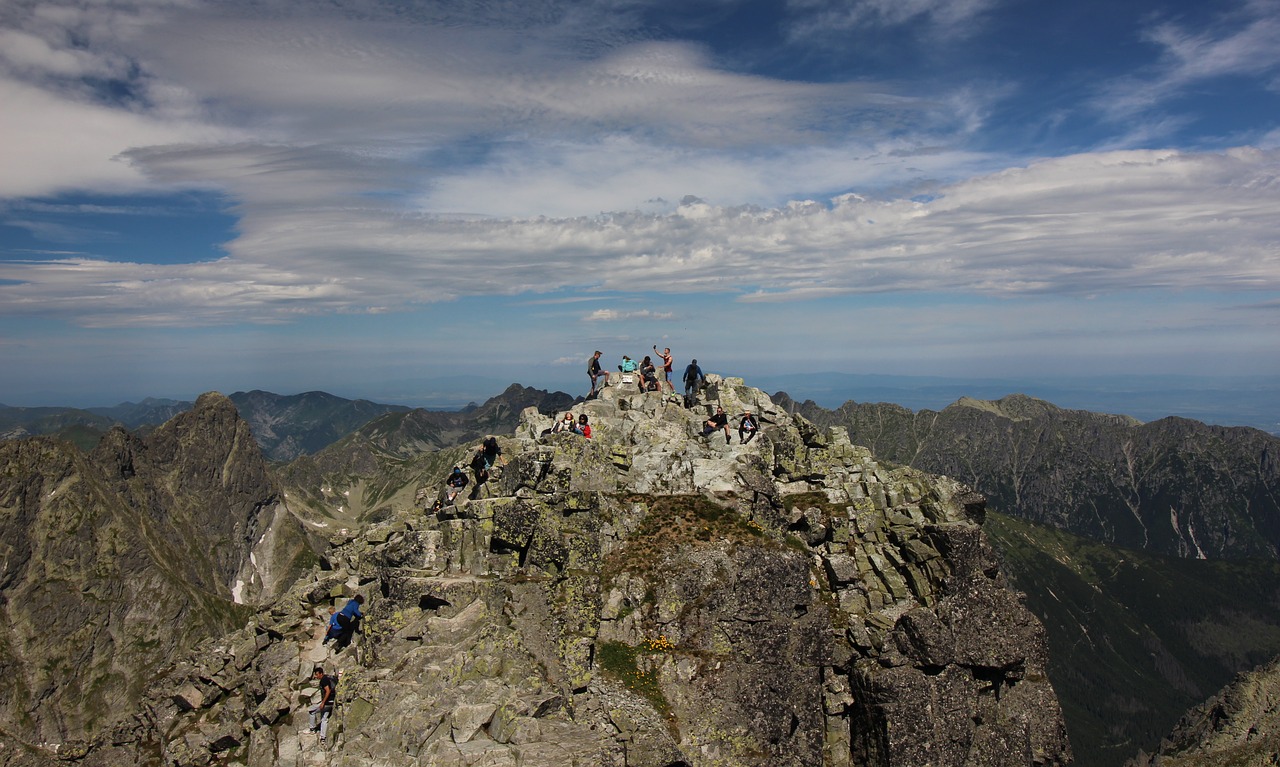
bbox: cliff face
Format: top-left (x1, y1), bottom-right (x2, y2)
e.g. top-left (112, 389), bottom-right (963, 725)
top-left (1128, 656), bottom-right (1280, 767)
top-left (780, 393), bottom-right (1280, 560)
top-left (79, 376), bottom-right (1070, 767)
top-left (0, 393), bottom-right (288, 753)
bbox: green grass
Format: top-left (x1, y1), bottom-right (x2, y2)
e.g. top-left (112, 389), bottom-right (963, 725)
top-left (597, 640), bottom-right (673, 718)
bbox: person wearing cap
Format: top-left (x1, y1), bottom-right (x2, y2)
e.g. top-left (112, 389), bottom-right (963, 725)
top-left (738, 409), bottom-right (759, 444)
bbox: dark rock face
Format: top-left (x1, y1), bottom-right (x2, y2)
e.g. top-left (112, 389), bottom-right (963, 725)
top-left (72, 376), bottom-right (1069, 767)
top-left (1129, 655), bottom-right (1280, 767)
top-left (0, 393), bottom-right (283, 751)
top-left (781, 393), bottom-right (1280, 560)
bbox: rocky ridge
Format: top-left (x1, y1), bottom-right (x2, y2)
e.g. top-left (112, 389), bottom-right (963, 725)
top-left (777, 393), bottom-right (1280, 560)
top-left (1129, 656), bottom-right (1280, 767)
top-left (0, 393), bottom-right (310, 759)
top-left (22, 376), bottom-right (1070, 766)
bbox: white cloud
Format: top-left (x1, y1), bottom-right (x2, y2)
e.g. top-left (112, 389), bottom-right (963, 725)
top-left (583, 309), bottom-right (674, 322)
top-left (2, 147), bottom-right (1277, 327)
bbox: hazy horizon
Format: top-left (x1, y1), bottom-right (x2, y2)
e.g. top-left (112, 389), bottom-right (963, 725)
top-left (6, 370), bottom-right (1275, 436)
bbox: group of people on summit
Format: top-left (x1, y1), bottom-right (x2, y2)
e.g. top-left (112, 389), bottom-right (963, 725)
top-left (588, 346), bottom-right (705, 403)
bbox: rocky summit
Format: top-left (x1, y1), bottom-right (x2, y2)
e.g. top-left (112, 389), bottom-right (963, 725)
top-left (3, 376), bottom-right (1071, 767)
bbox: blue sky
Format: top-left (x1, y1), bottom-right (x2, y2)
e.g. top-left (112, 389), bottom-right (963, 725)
top-left (1, 0), bottom-right (1278, 412)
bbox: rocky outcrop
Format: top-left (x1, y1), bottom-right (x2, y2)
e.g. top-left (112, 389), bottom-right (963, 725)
top-left (0, 393), bottom-right (306, 757)
top-left (79, 376), bottom-right (1069, 766)
top-left (1129, 655), bottom-right (1280, 767)
top-left (780, 393), bottom-right (1280, 560)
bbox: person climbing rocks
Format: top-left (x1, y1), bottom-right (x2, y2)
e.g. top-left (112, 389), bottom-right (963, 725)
top-left (327, 594), bottom-right (364, 650)
top-left (587, 351), bottom-right (606, 398)
top-left (308, 666), bottom-right (337, 746)
top-left (321, 606), bottom-right (338, 643)
top-left (738, 409), bottom-right (759, 444)
top-left (683, 359), bottom-right (705, 406)
top-left (576, 413), bottom-right (593, 439)
top-left (701, 406), bottom-right (730, 444)
top-left (618, 355), bottom-right (637, 373)
top-left (481, 436), bottom-right (504, 468)
top-left (654, 345), bottom-right (675, 392)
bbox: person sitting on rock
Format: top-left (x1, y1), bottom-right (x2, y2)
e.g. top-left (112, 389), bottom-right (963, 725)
top-left (327, 594), bottom-right (364, 650)
top-left (738, 409), bottom-right (759, 444)
top-left (701, 406), bottom-right (730, 444)
top-left (551, 412), bottom-right (576, 433)
top-left (443, 465), bottom-right (468, 505)
top-left (576, 413), bottom-right (592, 439)
top-left (639, 356), bottom-right (658, 392)
top-left (308, 666), bottom-right (337, 746)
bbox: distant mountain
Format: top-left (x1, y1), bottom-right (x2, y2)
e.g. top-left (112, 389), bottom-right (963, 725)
top-left (776, 392), bottom-right (1280, 560)
top-left (0, 404), bottom-right (117, 447)
top-left (224, 389), bottom-right (413, 462)
top-left (0, 393), bottom-right (316, 751)
top-left (86, 396), bottom-right (192, 427)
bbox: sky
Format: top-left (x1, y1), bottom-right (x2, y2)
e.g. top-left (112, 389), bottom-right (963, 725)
top-left (1, 0), bottom-right (1278, 413)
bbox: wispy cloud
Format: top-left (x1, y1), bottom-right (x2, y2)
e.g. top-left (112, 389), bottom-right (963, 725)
top-left (2, 147), bottom-right (1277, 327)
top-left (1094, 0), bottom-right (1280, 122)
top-left (583, 309), bottom-right (675, 322)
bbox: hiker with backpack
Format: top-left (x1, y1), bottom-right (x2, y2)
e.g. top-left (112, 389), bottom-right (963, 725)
top-left (683, 359), bottom-right (705, 405)
top-left (308, 666), bottom-right (337, 746)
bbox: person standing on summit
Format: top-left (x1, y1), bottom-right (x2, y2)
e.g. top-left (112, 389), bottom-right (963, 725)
top-left (654, 346), bottom-right (675, 392)
top-left (682, 358), bottom-right (704, 404)
top-left (587, 350), bottom-right (606, 398)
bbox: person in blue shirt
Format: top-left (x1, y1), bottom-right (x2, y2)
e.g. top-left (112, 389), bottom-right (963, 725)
top-left (324, 594), bottom-right (364, 649)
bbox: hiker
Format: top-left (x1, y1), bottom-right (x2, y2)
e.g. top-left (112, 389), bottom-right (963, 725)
top-left (587, 351), bottom-right (606, 397)
top-left (702, 406), bottom-right (730, 444)
top-left (321, 606), bottom-right (338, 642)
top-left (683, 359), bottom-right (705, 403)
top-left (480, 436), bottom-right (504, 469)
top-left (308, 666), bottom-right (337, 746)
top-left (469, 448), bottom-right (490, 492)
top-left (443, 465), bottom-right (468, 505)
top-left (576, 413), bottom-right (593, 439)
top-left (551, 412), bottom-right (576, 433)
top-left (639, 356), bottom-right (658, 392)
top-left (618, 355), bottom-right (638, 373)
top-left (738, 409), bottom-right (759, 444)
top-left (653, 346), bottom-right (675, 392)
top-left (327, 594), bottom-right (364, 649)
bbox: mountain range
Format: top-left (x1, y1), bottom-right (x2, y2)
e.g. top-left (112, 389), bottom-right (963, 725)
top-left (3, 381), bottom-right (1280, 766)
